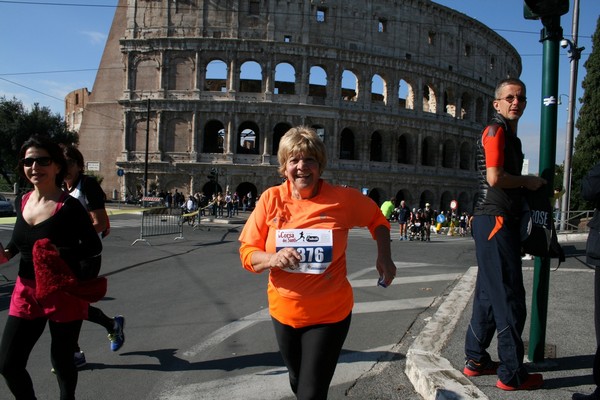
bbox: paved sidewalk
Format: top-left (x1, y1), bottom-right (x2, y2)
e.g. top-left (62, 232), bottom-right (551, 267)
top-left (407, 232), bottom-right (598, 400)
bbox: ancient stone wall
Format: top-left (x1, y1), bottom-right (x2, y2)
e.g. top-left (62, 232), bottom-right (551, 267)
top-left (76, 0), bottom-right (521, 212)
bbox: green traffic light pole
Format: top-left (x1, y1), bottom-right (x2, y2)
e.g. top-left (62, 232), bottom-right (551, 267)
top-left (528, 15), bottom-right (562, 363)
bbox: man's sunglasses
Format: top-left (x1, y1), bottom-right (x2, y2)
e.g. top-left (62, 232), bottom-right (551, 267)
top-left (20, 157), bottom-right (53, 167)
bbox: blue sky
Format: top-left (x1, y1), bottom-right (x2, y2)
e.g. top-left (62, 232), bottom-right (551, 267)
top-left (0, 0), bottom-right (598, 173)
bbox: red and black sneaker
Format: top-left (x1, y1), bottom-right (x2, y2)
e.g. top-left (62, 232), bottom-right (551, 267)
top-left (496, 373), bottom-right (543, 391)
top-left (463, 358), bottom-right (500, 377)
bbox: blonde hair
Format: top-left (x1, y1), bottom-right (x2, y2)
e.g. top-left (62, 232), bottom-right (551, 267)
top-left (277, 126), bottom-right (327, 177)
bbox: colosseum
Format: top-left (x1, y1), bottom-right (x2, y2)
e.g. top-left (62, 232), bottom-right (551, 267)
top-left (73, 0), bottom-right (521, 213)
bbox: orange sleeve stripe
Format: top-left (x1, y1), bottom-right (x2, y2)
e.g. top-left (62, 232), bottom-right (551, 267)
top-left (482, 126), bottom-right (504, 168)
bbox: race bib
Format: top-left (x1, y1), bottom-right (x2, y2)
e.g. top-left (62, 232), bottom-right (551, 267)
top-left (275, 229), bottom-right (333, 274)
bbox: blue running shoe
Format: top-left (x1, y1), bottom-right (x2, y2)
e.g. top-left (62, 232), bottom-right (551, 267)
top-left (108, 315), bottom-right (125, 351)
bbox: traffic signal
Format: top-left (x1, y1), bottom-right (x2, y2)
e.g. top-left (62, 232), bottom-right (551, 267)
top-left (524, 0), bottom-right (569, 20)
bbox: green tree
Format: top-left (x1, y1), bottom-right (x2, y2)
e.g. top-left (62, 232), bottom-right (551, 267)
top-left (571, 16), bottom-right (600, 210)
top-left (0, 96), bottom-right (78, 186)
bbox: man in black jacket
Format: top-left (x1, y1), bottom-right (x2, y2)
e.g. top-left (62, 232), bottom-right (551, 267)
top-left (463, 78), bottom-right (546, 391)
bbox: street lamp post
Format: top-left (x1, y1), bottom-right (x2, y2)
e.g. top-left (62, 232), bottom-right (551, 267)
top-left (559, 0), bottom-right (584, 231)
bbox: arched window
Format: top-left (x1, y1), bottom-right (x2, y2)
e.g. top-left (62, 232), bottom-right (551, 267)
top-left (340, 129), bottom-right (355, 160)
top-left (397, 135), bottom-right (408, 164)
top-left (205, 59), bottom-right (227, 92)
top-left (272, 122), bottom-right (292, 154)
top-left (203, 120), bottom-right (225, 153)
top-left (370, 131), bottom-right (383, 161)
top-left (240, 61), bottom-right (262, 93)
top-left (371, 74), bottom-right (385, 104)
top-left (341, 70), bottom-right (358, 101)
top-left (309, 66), bottom-right (327, 97)
top-left (237, 121), bottom-right (260, 154)
top-left (274, 63), bottom-right (296, 95)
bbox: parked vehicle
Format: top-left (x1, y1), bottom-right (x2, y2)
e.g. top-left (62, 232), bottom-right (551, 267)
top-left (0, 194), bottom-right (15, 217)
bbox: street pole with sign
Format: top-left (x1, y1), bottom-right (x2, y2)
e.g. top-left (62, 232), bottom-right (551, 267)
top-left (523, 0), bottom-right (568, 362)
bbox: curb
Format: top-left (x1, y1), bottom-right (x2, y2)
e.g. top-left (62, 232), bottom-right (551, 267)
top-left (405, 266), bottom-right (487, 400)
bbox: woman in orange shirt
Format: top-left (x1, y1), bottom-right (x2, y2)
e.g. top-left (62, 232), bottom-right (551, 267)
top-left (239, 126), bottom-right (396, 399)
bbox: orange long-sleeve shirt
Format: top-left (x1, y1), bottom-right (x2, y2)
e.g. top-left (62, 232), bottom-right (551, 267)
top-left (239, 180), bottom-right (390, 328)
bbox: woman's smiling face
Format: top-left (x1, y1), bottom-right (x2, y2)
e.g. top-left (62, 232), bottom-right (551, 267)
top-left (284, 152), bottom-right (321, 199)
top-left (22, 147), bottom-right (60, 187)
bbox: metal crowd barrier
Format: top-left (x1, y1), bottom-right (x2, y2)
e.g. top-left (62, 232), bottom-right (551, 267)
top-left (131, 207), bottom-right (184, 246)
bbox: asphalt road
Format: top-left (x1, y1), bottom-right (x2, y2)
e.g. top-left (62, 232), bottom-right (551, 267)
top-left (0, 214), bottom-right (478, 400)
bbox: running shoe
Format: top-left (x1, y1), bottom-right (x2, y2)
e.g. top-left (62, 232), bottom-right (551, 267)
top-left (496, 373), bottom-right (543, 391)
top-left (74, 351), bottom-right (87, 368)
top-left (108, 315), bottom-right (125, 351)
top-left (463, 358), bottom-right (499, 377)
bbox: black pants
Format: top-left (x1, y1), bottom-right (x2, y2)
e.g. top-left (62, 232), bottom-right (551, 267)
top-left (0, 315), bottom-right (82, 400)
top-left (465, 215), bottom-right (528, 387)
top-left (74, 305), bottom-right (114, 352)
top-left (272, 313), bottom-right (351, 400)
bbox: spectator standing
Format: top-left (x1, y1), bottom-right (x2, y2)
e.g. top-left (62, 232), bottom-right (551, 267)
top-left (396, 200), bottom-right (410, 240)
top-left (463, 78), bottom-right (546, 391)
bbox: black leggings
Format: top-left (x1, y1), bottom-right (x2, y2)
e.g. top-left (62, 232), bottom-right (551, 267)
top-left (272, 313), bottom-right (351, 400)
top-left (0, 315), bottom-right (82, 400)
top-left (74, 305), bottom-right (114, 353)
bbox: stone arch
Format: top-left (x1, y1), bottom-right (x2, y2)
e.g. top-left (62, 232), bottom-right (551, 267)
top-left (442, 139), bottom-right (455, 168)
top-left (203, 120), bottom-right (225, 153)
top-left (167, 55), bottom-right (194, 90)
top-left (440, 191), bottom-right (454, 213)
top-left (398, 78), bottom-right (414, 110)
top-left (133, 57), bottom-right (160, 92)
top-left (421, 136), bottom-right (436, 166)
top-left (205, 59), bottom-right (227, 92)
top-left (274, 62), bottom-right (296, 95)
top-left (397, 134), bottom-right (409, 164)
top-left (237, 121), bottom-right (260, 154)
top-left (341, 70), bottom-right (358, 101)
top-left (368, 187), bottom-right (385, 206)
top-left (236, 182), bottom-right (259, 210)
top-left (395, 189), bottom-right (412, 207)
top-left (459, 141), bottom-right (472, 170)
top-left (444, 89), bottom-right (456, 117)
top-left (339, 128), bottom-right (355, 160)
top-left (419, 190), bottom-right (435, 210)
top-left (132, 116), bottom-right (157, 153)
top-left (240, 60), bottom-right (262, 93)
top-left (371, 73), bottom-right (385, 104)
top-left (460, 92), bottom-right (471, 120)
top-left (370, 131), bottom-right (383, 162)
top-left (164, 116), bottom-right (191, 153)
top-left (475, 97), bottom-right (485, 123)
top-left (272, 122), bottom-right (292, 155)
top-left (309, 65), bottom-right (327, 97)
top-left (422, 83), bottom-right (437, 114)
top-left (457, 192), bottom-right (470, 215)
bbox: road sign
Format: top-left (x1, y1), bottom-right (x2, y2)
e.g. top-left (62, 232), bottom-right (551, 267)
top-left (117, 168), bottom-right (125, 177)
top-left (450, 200), bottom-right (458, 210)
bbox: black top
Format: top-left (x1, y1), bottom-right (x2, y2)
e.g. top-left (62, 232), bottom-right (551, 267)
top-left (7, 193), bottom-right (102, 280)
top-left (474, 113), bottom-right (524, 220)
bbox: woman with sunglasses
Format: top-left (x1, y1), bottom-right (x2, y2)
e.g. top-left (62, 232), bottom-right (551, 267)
top-left (0, 135), bottom-right (102, 399)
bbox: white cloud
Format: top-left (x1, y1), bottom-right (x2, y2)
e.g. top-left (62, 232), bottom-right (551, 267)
top-left (81, 31), bottom-right (107, 45)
